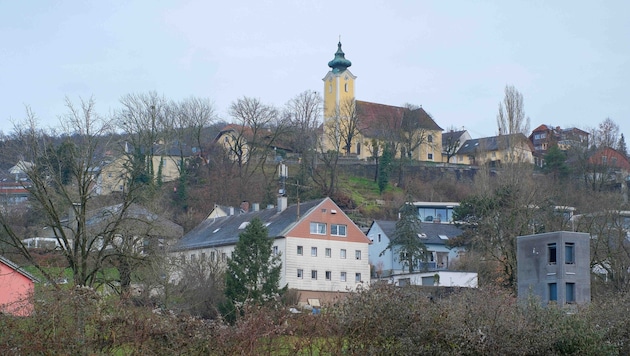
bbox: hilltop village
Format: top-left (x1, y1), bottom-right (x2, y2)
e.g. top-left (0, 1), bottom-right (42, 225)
top-left (1, 42), bottom-right (630, 354)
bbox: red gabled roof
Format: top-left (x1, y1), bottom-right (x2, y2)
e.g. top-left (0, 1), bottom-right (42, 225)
top-left (588, 147), bottom-right (630, 171)
top-left (531, 124), bottom-right (552, 133)
top-left (286, 197), bottom-right (372, 244)
top-left (356, 101), bottom-right (442, 139)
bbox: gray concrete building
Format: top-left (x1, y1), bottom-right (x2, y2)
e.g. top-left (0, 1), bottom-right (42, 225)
top-left (517, 231), bottom-right (591, 306)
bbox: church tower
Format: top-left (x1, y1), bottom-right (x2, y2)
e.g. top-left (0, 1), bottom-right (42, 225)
top-left (323, 41), bottom-right (356, 119)
top-left (322, 42), bottom-right (357, 152)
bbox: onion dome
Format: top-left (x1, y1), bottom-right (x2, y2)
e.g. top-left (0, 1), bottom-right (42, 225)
top-left (327, 41), bottom-right (352, 73)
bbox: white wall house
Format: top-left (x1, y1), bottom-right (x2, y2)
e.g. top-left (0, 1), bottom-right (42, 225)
top-left (171, 197), bottom-right (372, 304)
top-left (367, 220), bottom-right (475, 288)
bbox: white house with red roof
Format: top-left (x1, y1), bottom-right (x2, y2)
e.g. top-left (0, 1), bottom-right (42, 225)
top-left (171, 197), bottom-right (372, 304)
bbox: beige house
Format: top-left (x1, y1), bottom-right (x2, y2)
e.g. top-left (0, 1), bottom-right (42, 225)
top-left (454, 133), bottom-right (534, 166)
top-left (214, 124), bottom-right (293, 164)
top-left (94, 144), bottom-right (187, 195)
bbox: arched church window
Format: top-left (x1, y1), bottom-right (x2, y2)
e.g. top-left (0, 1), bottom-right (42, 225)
top-left (344, 83), bottom-right (348, 92)
top-left (356, 142), bottom-right (361, 155)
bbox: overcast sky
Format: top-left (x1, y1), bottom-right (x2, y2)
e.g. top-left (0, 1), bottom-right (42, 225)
top-left (2, 1), bottom-right (629, 140)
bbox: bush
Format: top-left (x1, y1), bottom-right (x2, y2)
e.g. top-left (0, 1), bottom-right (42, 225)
top-left (0, 283), bottom-right (625, 355)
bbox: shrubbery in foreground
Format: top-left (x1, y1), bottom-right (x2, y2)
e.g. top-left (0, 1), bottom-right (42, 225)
top-left (1, 284), bottom-right (627, 355)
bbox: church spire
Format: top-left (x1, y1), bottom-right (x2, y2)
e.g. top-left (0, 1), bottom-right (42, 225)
top-left (327, 41), bottom-right (352, 73)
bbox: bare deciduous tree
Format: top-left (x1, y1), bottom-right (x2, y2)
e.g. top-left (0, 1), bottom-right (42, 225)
top-left (330, 98), bottom-right (361, 156)
top-left (592, 117), bottom-right (620, 149)
top-left (0, 98), bottom-right (142, 289)
top-left (496, 85), bottom-right (530, 137)
top-left (117, 92), bottom-right (170, 187)
top-left (399, 104), bottom-right (433, 160)
top-left (226, 97), bottom-right (284, 200)
top-left (443, 126), bottom-right (463, 163)
top-left (284, 90), bottom-right (322, 155)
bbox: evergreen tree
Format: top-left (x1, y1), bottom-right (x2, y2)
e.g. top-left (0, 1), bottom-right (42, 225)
top-left (223, 217), bottom-right (283, 320)
top-left (542, 145), bottom-right (569, 181)
top-left (378, 143), bottom-right (393, 193)
top-left (382, 202), bottom-right (427, 272)
top-left (617, 133), bottom-right (628, 158)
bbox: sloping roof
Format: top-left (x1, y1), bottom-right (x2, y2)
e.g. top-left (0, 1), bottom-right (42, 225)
top-left (0, 255), bottom-right (40, 283)
top-left (531, 124), bottom-right (552, 133)
top-left (588, 147), bottom-right (630, 171)
top-left (84, 203), bottom-right (183, 239)
top-left (456, 133), bottom-right (530, 155)
top-left (442, 130), bottom-right (466, 144)
top-left (442, 131), bottom-right (469, 153)
top-left (356, 101), bottom-right (442, 138)
top-left (9, 161), bottom-right (34, 175)
top-left (215, 124), bottom-right (294, 152)
top-left (172, 198), bottom-right (328, 251)
top-left (372, 220), bottom-right (463, 245)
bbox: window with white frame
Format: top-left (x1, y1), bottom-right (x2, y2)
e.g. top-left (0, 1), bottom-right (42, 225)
top-left (272, 246), bottom-right (279, 256)
top-left (311, 247), bottom-right (317, 257)
top-left (355, 273), bottom-right (361, 282)
top-left (310, 222), bottom-right (327, 235)
top-left (325, 248), bottom-right (331, 258)
top-left (325, 271), bottom-right (332, 280)
top-left (340, 272), bottom-right (347, 282)
top-left (311, 270), bottom-right (317, 280)
top-left (297, 269), bottom-right (303, 279)
top-left (297, 245), bottom-right (303, 255)
top-left (331, 224), bottom-right (347, 236)
top-left (355, 250), bottom-right (361, 260)
top-left (340, 249), bottom-right (347, 259)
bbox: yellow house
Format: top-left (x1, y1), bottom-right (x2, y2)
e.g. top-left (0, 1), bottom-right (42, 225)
top-left (322, 42), bottom-right (443, 162)
top-left (94, 144), bottom-right (186, 195)
top-left (454, 133), bottom-right (534, 166)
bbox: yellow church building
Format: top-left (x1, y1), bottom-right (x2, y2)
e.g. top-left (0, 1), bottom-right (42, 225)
top-left (321, 42), bottom-right (443, 163)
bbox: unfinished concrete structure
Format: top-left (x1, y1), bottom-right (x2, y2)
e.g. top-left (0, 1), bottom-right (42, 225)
top-left (517, 231), bottom-right (591, 306)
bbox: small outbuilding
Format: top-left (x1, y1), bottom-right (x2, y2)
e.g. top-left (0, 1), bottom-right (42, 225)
top-left (0, 255), bottom-right (39, 316)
